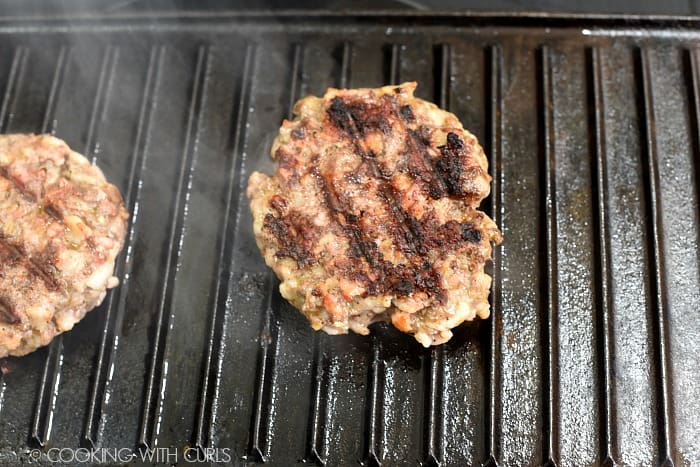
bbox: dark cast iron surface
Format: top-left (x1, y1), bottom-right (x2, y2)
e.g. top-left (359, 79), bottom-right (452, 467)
top-left (0, 11), bottom-right (698, 467)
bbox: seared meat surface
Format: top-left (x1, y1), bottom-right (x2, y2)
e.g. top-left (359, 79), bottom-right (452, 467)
top-left (247, 83), bottom-right (502, 346)
top-left (0, 134), bottom-right (128, 357)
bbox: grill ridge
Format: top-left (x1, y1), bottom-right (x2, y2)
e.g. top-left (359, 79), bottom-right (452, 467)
top-left (247, 42), bottom-right (303, 463)
top-left (305, 40), bottom-right (352, 467)
top-left (306, 330), bottom-right (329, 466)
top-left (364, 340), bottom-right (384, 467)
top-left (587, 46), bottom-right (619, 467)
top-left (685, 49), bottom-right (700, 271)
top-left (635, 47), bottom-right (676, 467)
top-left (138, 45), bottom-right (210, 449)
top-left (423, 41), bottom-right (451, 467)
top-left (538, 45), bottom-right (560, 467)
top-left (0, 380), bottom-right (5, 419)
top-left (31, 45), bottom-right (119, 448)
top-left (249, 275), bottom-right (283, 463)
top-left (85, 46), bottom-right (119, 163)
top-left (83, 45), bottom-right (165, 447)
top-left (362, 41), bottom-right (402, 467)
top-left (287, 43), bottom-right (304, 123)
top-left (0, 47), bottom-right (28, 133)
top-left (40, 46), bottom-right (70, 136)
top-left (30, 336), bottom-right (62, 447)
top-left (484, 43), bottom-right (504, 467)
top-left (194, 42), bottom-right (257, 451)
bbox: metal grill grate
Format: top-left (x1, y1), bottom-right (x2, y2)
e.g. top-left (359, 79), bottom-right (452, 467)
top-left (0, 12), bottom-right (698, 466)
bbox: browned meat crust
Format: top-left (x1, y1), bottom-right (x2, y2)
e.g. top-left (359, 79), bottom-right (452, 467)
top-left (0, 134), bottom-right (128, 357)
top-left (247, 82), bottom-right (502, 346)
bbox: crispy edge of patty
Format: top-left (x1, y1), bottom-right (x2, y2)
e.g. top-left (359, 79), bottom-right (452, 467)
top-left (248, 82), bottom-right (502, 346)
top-left (0, 134), bottom-right (129, 357)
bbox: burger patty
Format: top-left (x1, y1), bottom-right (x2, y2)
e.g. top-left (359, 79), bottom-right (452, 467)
top-left (247, 82), bottom-right (502, 347)
top-left (0, 134), bottom-right (128, 357)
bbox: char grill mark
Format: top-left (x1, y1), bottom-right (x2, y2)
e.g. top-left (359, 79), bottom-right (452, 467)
top-left (314, 167), bottom-right (381, 270)
top-left (314, 150), bottom-right (445, 303)
top-left (0, 166), bottom-right (39, 202)
top-left (396, 103), bottom-right (474, 201)
top-left (327, 97), bottom-right (393, 138)
top-left (325, 96), bottom-right (447, 303)
top-left (30, 246), bottom-right (62, 291)
top-left (378, 182), bottom-right (427, 256)
top-left (43, 203), bottom-right (63, 222)
top-left (1, 163), bottom-right (69, 228)
top-left (399, 104), bottom-right (414, 121)
top-left (406, 129), bottom-right (450, 200)
top-left (0, 235), bottom-right (61, 292)
top-left (0, 162), bottom-right (69, 282)
top-left (0, 235), bottom-right (22, 266)
top-left (461, 224), bottom-right (481, 243)
top-left (396, 101), bottom-right (452, 200)
top-left (421, 219), bottom-right (483, 251)
top-left (435, 132), bottom-right (469, 197)
top-left (326, 96), bottom-right (429, 256)
top-left (263, 204), bottom-right (318, 268)
top-left (0, 296), bottom-right (19, 325)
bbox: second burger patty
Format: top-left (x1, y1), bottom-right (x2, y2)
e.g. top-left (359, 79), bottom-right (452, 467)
top-left (0, 134), bottom-right (128, 357)
top-left (247, 82), bottom-right (502, 347)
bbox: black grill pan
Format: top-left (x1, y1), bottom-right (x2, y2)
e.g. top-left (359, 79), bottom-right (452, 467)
top-left (0, 11), bottom-right (698, 467)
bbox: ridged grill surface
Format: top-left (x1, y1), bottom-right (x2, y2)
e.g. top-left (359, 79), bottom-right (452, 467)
top-left (0, 12), bottom-right (698, 466)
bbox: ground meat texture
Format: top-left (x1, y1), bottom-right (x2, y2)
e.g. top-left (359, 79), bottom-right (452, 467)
top-left (247, 82), bottom-right (502, 347)
top-left (0, 134), bottom-right (128, 357)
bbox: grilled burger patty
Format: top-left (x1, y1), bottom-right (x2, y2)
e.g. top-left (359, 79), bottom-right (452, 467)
top-left (0, 134), bottom-right (128, 357)
top-left (247, 83), bottom-right (502, 346)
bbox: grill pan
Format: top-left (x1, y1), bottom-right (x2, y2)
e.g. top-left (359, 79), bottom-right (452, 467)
top-left (0, 11), bottom-right (699, 466)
